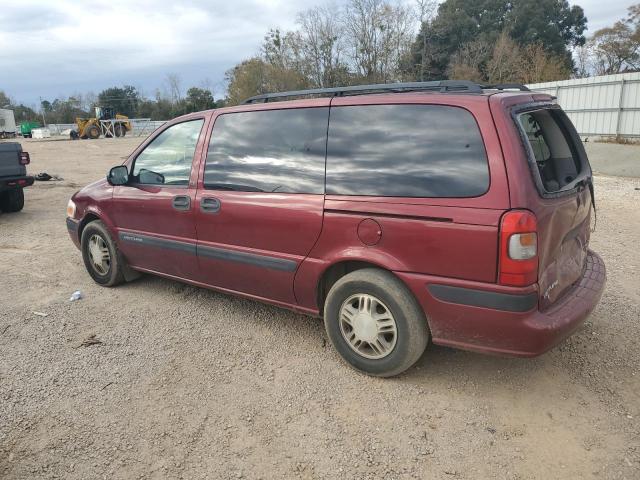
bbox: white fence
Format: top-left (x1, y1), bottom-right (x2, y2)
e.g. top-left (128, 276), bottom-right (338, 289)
top-left (45, 119), bottom-right (166, 137)
top-left (527, 72), bottom-right (640, 139)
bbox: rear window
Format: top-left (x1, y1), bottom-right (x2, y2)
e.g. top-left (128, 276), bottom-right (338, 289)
top-left (325, 104), bottom-right (489, 197)
top-left (204, 108), bottom-right (328, 194)
top-left (518, 108), bottom-right (585, 193)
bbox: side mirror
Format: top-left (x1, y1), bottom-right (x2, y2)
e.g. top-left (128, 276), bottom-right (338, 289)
top-left (107, 165), bottom-right (129, 186)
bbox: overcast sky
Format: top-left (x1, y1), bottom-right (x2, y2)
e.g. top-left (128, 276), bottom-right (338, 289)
top-left (0, 0), bottom-right (634, 107)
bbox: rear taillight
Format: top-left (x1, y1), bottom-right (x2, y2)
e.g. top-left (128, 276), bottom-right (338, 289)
top-left (19, 152), bottom-right (30, 165)
top-left (499, 210), bottom-right (538, 286)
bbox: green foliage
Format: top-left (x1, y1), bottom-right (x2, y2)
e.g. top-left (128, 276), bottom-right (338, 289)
top-left (184, 87), bottom-right (216, 113)
top-left (97, 85), bottom-right (140, 117)
top-left (407, 0), bottom-right (586, 80)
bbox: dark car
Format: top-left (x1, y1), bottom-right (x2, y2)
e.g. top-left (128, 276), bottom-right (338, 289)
top-left (0, 142), bottom-right (33, 212)
top-left (66, 81), bottom-right (606, 377)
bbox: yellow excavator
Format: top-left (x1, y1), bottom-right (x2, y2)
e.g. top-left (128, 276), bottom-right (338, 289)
top-left (73, 107), bottom-right (132, 139)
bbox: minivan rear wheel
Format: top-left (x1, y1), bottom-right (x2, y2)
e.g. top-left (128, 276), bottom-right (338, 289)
top-left (81, 220), bottom-right (125, 287)
top-left (324, 268), bottom-right (429, 377)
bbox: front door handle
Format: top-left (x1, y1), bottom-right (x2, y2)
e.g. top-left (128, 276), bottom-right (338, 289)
top-left (172, 195), bottom-right (191, 211)
top-left (201, 197), bottom-right (221, 214)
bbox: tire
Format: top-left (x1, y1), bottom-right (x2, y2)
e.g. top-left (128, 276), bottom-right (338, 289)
top-left (86, 125), bottom-right (100, 140)
top-left (324, 268), bottom-right (429, 377)
top-left (80, 220), bottom-right (125, 287)
top-left (114, 124), bottom-right (124, 138)
top-left (0, 188), bottom-right (24, 213)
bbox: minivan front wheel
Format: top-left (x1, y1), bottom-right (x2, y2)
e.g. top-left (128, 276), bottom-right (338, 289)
top-left (81, 220), bottom-right (125, 287)
top-left (324, 268), bottom-right (429, 377)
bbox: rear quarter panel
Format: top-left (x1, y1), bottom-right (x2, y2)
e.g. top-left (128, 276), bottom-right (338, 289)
top-left (294, 94), bottom-right (510, 311)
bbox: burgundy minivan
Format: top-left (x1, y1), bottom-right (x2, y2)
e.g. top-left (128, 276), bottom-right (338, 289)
top-left (66, 81), bottom-right (606, 376)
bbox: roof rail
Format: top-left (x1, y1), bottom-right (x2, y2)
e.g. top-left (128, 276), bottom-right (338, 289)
top-left (242, 80), bottom-right (484, 104)
top-left (482, 83), bottom-right (530, 91)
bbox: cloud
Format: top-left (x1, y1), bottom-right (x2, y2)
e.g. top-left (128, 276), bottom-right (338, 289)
top-left (0, 0), bottom-right (633, 105)
top-left (0, 0), bottom-right (315, 103)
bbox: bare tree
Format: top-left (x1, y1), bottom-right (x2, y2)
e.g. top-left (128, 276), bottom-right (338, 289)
top-left (573, 45), bottom-right (593, 78)
top-left (413, 0), bottom-right (438, 81)
top-left (447, 40), bottom-right (491, 82)
top-left (297, 4), bottom-right (347, 87)
top-left (519, 44), bottom-right (571, 83)
top-left (165, 73), bottom-right (182, 104)
top-left (486, 33), bottom-right (523, 83)
top-left (343, 0), bottom-right (414, 83)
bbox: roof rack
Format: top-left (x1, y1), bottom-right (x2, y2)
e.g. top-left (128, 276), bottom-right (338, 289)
top-left (242, 80), bottom-right (484, 104)
top-left (482, 83), bottom-right (530, 91)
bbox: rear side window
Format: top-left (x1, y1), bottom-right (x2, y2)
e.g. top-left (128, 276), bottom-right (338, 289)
top-left (204, 108), bottom-right (328, 194)
top-left (518, 108), bottom-right (585, 193)
top-left (326, 105), bottom-right (489, 197)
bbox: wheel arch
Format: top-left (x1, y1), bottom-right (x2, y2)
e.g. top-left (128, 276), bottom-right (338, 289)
top-left (316, 259), bottom-right (414, 316)
top-left (78, 212), bottom-right (101, 241)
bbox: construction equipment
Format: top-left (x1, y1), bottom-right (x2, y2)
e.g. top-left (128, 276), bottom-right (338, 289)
top-left (74, 107), bottom-right (132, 140)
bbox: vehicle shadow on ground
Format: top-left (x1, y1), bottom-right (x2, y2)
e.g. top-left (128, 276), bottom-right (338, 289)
top-left (121, 275), bottom-right (555, 388)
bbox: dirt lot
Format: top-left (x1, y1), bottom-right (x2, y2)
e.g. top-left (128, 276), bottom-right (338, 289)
top-left (1, 137), bottom-right (639, 479)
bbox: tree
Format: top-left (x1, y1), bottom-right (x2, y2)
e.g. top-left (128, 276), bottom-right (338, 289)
top-left (447, 39), bottom-right (492, 82)
top-left (0, 90), bottom-right (10, 107)
top-left (507, 0), bottom-right (587, 67)
top-left (407, 0), bottom-right (511, 80)
top-left (589, 4), bottom-right (640, 74)
top-left (165, 73), bottom-right (182, 104)
top-left (486, 33), bottom-right (523, 83)
top-left (406, 0), bottom-right (586, 80)
top-left (409, 0), bottom-right (438, 81)
top-left (343, 0), bottom-right (414, 83)
top-left (447, 31), bottom-right (570, 84)
top-left (97, 86), bottom-right (140, 117)
top-left (184, 87), bottom-right (216, 113)
top-left (297, 5), bottom-right (348, 87)
top-left (518, 43), bottom-right (571, 83)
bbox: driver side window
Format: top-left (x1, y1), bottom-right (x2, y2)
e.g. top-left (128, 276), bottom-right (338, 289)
top-left (132, 119), bottom-right (204, 185)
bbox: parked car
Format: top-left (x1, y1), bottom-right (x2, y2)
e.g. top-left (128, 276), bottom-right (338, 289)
top-left (0, 142), bottom-right (33, 212)
top-left (66, 81), bottom-right (606, 377)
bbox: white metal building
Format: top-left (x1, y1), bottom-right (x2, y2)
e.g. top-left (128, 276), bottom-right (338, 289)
top-left (527, 72), bottom-right (640, 139)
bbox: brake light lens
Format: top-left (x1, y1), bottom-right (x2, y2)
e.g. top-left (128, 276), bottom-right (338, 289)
top-left (19, 152), bottom-right (30, 165)
top-left (499, 210), bottom-right (538, 286)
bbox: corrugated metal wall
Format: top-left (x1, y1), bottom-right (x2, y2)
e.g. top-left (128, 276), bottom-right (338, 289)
top-left (527, 72), bottom-right (640, 138)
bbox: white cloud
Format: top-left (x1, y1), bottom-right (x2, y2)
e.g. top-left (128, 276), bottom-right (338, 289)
top-left (0, 0), bottom-right (633, 104)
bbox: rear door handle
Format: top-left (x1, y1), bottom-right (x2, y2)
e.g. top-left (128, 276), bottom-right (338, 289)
top-left (172, 195), bottom-right (191, 211)
top-left (201, 197), bottom-right (221, 214)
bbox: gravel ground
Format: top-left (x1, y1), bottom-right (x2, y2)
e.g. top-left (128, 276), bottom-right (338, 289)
top-left (1, 137), bottom-right (639, 480)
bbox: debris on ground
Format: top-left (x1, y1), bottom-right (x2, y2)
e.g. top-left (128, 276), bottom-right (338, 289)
top-left (76, 334), bottom-right (102, 348)
top-left (69, 290), bottom-right (83, 302)
top-left (32, 311), bottom-right (48, 317)
top-left (34, 172), bottom-right (64, 181)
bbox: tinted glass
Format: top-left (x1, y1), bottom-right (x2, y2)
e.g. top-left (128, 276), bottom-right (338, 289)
top-left (326, 105), bottom-right (489, 197)
top-left (132, 119), bottom-right (204, 185)
top-left (204, 108), bottom-right (328, 194)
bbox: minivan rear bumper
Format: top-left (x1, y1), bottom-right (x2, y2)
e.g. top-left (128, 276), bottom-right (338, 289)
top-left (396, 250), bottom-right (606, 357)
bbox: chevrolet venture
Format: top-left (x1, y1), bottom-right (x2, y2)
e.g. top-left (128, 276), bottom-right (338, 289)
top-left (66, 81), bottom-right (606, 377)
